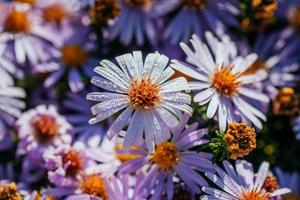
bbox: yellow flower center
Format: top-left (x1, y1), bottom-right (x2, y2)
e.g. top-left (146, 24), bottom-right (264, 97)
top-left (283, 193), bottom-right (300, 200)
top-left (114, 144), bottom-right (141, 163)
top-left (182, 0), bottom-right (206, 10)
top-left (262, 176), bottom-right (278, 193)
top-left (14, 0), bottom-right (35, 6)
top-left (4, 11), bottom-right (31, 33)
top-left (33, 115), bottom-right (58, 143)
top-left (242, 59), bottom-right (269, 76)
top-left (124, 0), bottom-right (153, 8)
top-left (43, 4), bottom-right (68, 24)
top-left (81, 175), bottom-right (108, 199)
top-left (272, 87), bottom-right (298, 115)
top-left (34, 192), bottom-right (55, 200)
top-left (212, 66), bottom-right (241, 96)
top-left (62, 150), bottom-right (83, 176)
top-left (61, 45), bottom-right (87, 68)
top-left (152, 142), bottom-right (180, 171)
top-left (0, 183), bottom-right (22, 200)
top-left (89, 0), bottom-right (121, 24)
top-left (289, 7), bottom-right (300, 31)
top-left (240, 0), bottom-right (277, 31)
top-left (128, 78), bottom-right (160, 110)
top-left (239, 190), bottom-right (269, 200)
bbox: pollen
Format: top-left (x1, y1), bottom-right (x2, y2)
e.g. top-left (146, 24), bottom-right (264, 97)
top-left (212, 66), bottom-right (241, 96)
top-left (128, 78), bottom-right (160, 110)
top-left (14, 0), bottom-right (35, 6)
top-left (114, 144), bottom-right (141, 163)
top-left (242, 59), bottom-right (269, 76)
top-left (32, 115), bottom-right (58, 143)
top-left (124, 0), bottom-right (153, 8)
top-left (62, 150), bottom-right (83, 176)
top-left (289, 7), bottom-right (300, 31)
top-left (224, 122), bottom-right (256, 160)
top-left (61, 45), bottom-right (87, 68)
top-left (262, 176), bottom-right (278, 193)
top-left (81, 175), bottom-right (108, 200)
top-left (89, 0), bottom-right (120, 24)
top-left (4, 10), bottom-right (31, 33)
top-left (152, 142), bottom-right (180, 171)
top-left (273, 87), bottom-right (298, 115)
top-left (239, 190), bottom-right (269, 200)
top-left (182, 0), bottom-right (206, 10)
top-left (43, 4), bottom-right (68, 24)
top-left (0, 183), bottom-right (22, 200)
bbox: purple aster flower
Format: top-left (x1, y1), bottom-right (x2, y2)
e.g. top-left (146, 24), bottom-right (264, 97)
top-left (171, 32), bottom-right (270, 131)
top-left (43, 141), bottom-right (98, 188)
top-left (293, 116), bottom-right (300, 140)
top-left (108, 0), bottom-right (158, 46)
top-left (238, 31), bottom-right (300, 99)
top-left (152, 0), bottom-right (227, 45)
top-left (0, 163), bottom-right (15, 180)
top-left (0, 2), bottom-right (59, 65)
top-left (275, 168), bottom-right (300, 199)
top-left (16, 105), bottom-right (73, 166)
top-left (118, 114), bottom-right (214, 199)
top-left (87, 51), bottom-right (191, 151)
top-left (30, 86), bottom-right (59, 107)
top-left (201, 160), bottom-right (291, 200)
top-left (36, 21), bottom-right (98, 93)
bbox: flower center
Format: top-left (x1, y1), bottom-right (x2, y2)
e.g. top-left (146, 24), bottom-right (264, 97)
top-left (212, 66), bottom-right (240, 96)
top-left (182, 0), bottom-right (206, 10)
top-left (3, 11), bottom-right (30, 33)
top-left (62, 150), bottom-right (82, 176)
top-left (61, 45), bottom-right (87, 68)
top-left (272, 87), bottom-right (298, 115)
top-left (289, 7), bottom-right (300, 31)
top-left (90, 0), bottom-right (121, 24)
top-left (152, 142), bottom-right (180, 171)
top-left (14, 0), bottom-right (35, 6)
top-left (262, 176), bottom-right (278, 193)
top-left (114, 144), bottom-right (141, 163)
top-left (34, 192), bottom-right (55, 200)
top-left (43, 4), bottom-right (68, 24)
top-left (124, 0), bottom-right (153, 8)
top-left (81, 175), bottom-right (108, 199)
top-left (33, 115), bottom-right (58, 143)
top-left (0, 183), bottom-right (22, 200)
top-left (224, 123), bottom-right (256, 160)
top-left (240, 0), bottom-right (277, 31)
top-left (239, 190), bottom-right (269, 200)
top-left (242, 59), bottom-right (269, 76)
top-left (128, 78), bottom-right (160, 110)
top-left (283, 193), bottom-right (300, 200)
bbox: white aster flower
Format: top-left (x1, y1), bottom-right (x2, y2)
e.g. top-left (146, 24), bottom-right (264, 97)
top-left (87, 51), bottom-right (192, 151)
top-left (171, 32), bottom-right (270, 131)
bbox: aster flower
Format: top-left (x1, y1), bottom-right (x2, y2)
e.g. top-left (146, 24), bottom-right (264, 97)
top-left (87, 51), bottom-right (191, 151)
top-left (275, 168), bottom-right (300, 199)
top-left (16, 105), bottom-right (73, 166)
top-left (0, 2), bottom-right (59, 65)
top-left (293, 116), bottom-right (300, 140)
top-left (118, 114), bottom-right (214, 199)
top-left (171, 32), bottom-right (270, 131)
top-left (43, 141), bottom-right (98, 187)
top-left (272, 87), bottom-right (299, 116)
top-left (201, 160), bottom-right (291, 200)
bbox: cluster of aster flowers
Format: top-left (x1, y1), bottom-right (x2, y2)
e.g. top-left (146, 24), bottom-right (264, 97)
top-left (0, 0), bottom-right (299, 199)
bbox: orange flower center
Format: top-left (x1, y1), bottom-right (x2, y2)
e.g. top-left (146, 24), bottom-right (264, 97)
top-left (242, 59), bottom-right (269, 76)
top-left (14, 0), bottom-right (35, 6)
top-left (262, 176), bottom-right (278, 193)
top-left (114, 144), bottom-right (141, 163)
top-left (212, 66), bottom-right (241, 96)
top-left (62, 150), bottom-right (83, 176)
top-left (0, 183), bottom-right (22, 200)
top-left (81, 175), bottom-right (108, 199)
top-left (152, 142), bottom-right (180, 171)
top-left (124, 0), bottom-right (153, 8)
top-left (61, 45), bottom-right (87, 68)
top-left (225, 122), bottom-right (256, 160)
top-left (272, 87), bottom-right (298, 115)
top-left (43, 4), bottom-right (68, 23)
top-left (33, 115), bottom-right (58, 143)
top-left (239, 190), bottom-right (269, 200)
top-left (128, 78), bottom-right (160, 110)
top-left (90, 0), bottom-right (121, 24)
top-left (289, 7), bottom-right (300, 31)
top-left (4, 11), bottom-right (30, 33)
top-left (182, 0), bottom-right (206, 10)
top-left (34, 192), bottom-right (55, 200)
